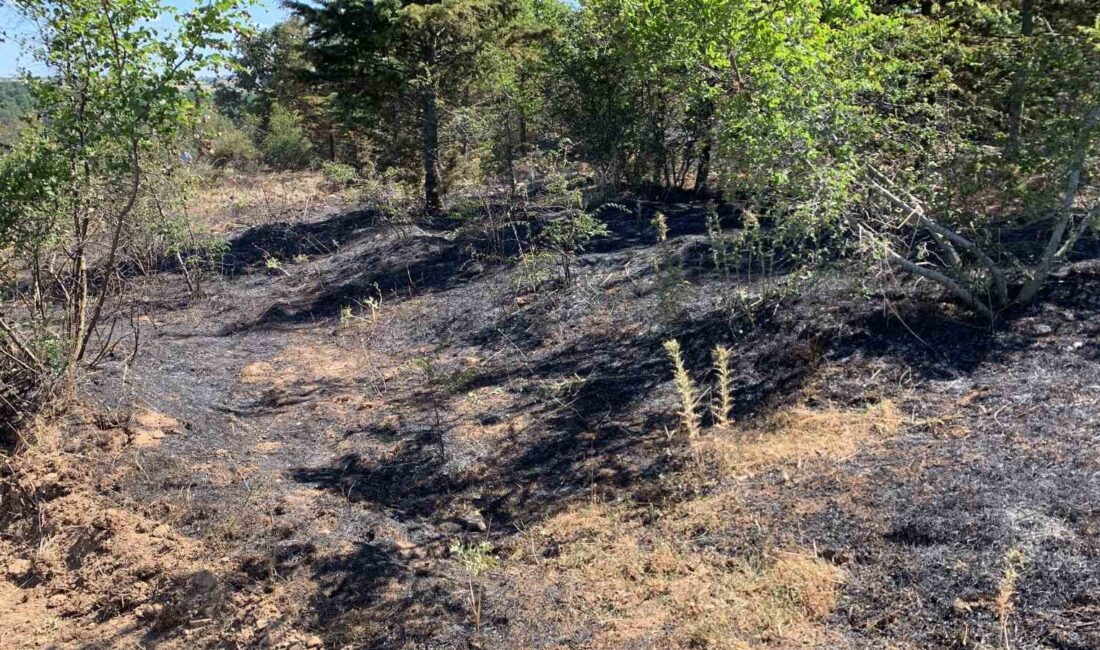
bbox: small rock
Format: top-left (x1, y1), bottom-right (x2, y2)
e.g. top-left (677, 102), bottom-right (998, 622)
top-left (1034, 323), bottom-right (1054, 336)
top-left (6, 558), bottom-right (32, 578)
top-left (190, 570), bottom-right (219, 591)
top-left (46, 594), bottom-right (68, 609)
top-left (305, 635), bottom-right (324, 648)
top-left (456, 510), bottom-right (487, 533)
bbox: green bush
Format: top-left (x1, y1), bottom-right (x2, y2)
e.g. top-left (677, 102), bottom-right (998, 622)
top-left (262, 103), bottom-right (313, 170)
top-left (206, 112), bottom-right (259, 170)
top-left (321, 161), bottom-right (358, 187)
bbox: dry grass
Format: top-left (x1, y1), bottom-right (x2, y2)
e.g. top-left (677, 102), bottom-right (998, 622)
top-left (503, 402), bottom-right (909, 648)
top-left (508, 500), bottom-right (845, 649)
top-left (700, 400), bottom-right (904, 479)
top-left (188, 170), bottom-right (333, 232)
top-left (128, 407), bottom-right (183, 447)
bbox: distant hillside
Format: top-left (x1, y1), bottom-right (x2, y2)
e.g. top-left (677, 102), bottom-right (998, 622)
top-left (0, 79), bottom-right (32, 122)
top-left (0, 79), bottom-right (32, 146)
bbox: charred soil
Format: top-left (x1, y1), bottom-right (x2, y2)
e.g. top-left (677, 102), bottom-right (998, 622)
top-left (3, 175), bottom-right (1100, 649)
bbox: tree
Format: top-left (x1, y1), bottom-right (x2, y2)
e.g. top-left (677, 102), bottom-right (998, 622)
top-left (590, 0), bottom-right (1100, 318)
top-left (215, 18), bottom-right (312, 122)
top-left (858, 1), bottom-right (1100, 316)
top-left (291, 0), bottom-right (520, 212)
top-left (0, 0), bottom-right (246, 377)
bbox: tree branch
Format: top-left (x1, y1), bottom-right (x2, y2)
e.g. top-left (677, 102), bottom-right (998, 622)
top-left (1016, 105), bottom-right (1100, 305)
top-left (0, 315), bottom-right (45, 373)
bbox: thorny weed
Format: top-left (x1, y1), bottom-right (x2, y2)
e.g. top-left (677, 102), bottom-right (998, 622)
top-left (450, 540), bottom-right (498, 633)
top-left (652, 212), bottom-right (686, 320)
top-left (711, 345), bottom-right (733, 430)
top-left (663, 339), bottom-right (701, 446)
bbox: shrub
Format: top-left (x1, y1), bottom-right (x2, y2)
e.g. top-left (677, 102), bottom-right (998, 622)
top-left (262, 103), bottom-right (313, 170)
top-left (540, 211), bottom-right (609, 284)
top-left (205, 112), bottom-right (259, 170)
top-left (321, 161), bottom-right (358, 188)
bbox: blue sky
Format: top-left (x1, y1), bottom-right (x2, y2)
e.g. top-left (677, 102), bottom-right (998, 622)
top-left (0, 1), bottom-right (290, 77)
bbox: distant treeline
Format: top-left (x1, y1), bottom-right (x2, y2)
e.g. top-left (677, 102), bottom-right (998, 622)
top-left (0, 80), bottom-right (32, 122)
top-left (0, 80), bottom-right (32, 146)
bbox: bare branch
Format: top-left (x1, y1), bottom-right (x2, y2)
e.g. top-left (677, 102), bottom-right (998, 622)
top-left (0, 315), bottom-right (45, 373)
top-left (867, 169), bottom-right (1009, 306)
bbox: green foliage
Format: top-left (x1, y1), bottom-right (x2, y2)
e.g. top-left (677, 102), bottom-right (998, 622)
top-left (203, 115), bottom-right (256, 169)
top-left (0, 0), bottom-right (246, 372)
top-left (450, 540), bottom-right (497, 575)
top-left (204, 111), bottom-right (260, 170)
top-left (321, 161), bottom-right (359, 187)
top-left (0, 131), bottom-right (67, 250)
top-left (541, 211), bottom-right (608, 258)
top-left (449, 540), bottom-right (497, 632)
top-left (216, 18), bottom-right (312, 120)
top-left (0, 80), bottom-right (33, 123)
top-left (262, 103), bottom-right (314, 170)
top-left (0, 81), bottom-right (34, 148)
top-left (292, 0), bottom-right (535, 209)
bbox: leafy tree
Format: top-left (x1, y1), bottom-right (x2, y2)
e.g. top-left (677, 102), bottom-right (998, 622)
top-left (215, 18), bottom-right (312, 121)
top-left (0, 80), bottom-right (34, 148)
top-left (591, 0), bottom-right (1100, 317)
top-left (0, 0), bottom-right (246, 375)
top-left (474, 0), bottom-right (563, 195)
top-left (291, 0), bottom-right (522, 212)
top-left (262, 102), bottom-right (314, 169)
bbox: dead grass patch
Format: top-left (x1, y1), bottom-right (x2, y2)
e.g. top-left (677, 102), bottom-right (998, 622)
top-left (508, 500), bottom-right (845, 649)
top-left (189, 171), bottom-right (332, 232)
top-left (700, 400), bottom-right (904, 479)
top-left (128, 408), bottom-right (183, 448)
top-left (503, 403), bottom-right (907, 647)
top-left (239, 342), bottom-right (368, 390)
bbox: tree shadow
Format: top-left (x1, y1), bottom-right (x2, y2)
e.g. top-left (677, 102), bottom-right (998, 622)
top-left (224, 230), bottom-right (481, 332)
top-left (221, 208), bottom-right (381, 276)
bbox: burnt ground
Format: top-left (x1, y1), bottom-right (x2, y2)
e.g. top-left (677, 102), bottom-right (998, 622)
top-left (3, 177), bottom-right (1100, 649)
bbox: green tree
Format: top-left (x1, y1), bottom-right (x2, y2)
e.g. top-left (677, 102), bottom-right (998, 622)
top-left (0, 0), bottom-right (245, 375)
top-left (595, 0), bottom-right (1100, 317)
top-left (291, 0), bottom-right (521, 212)
top-left (262, 102), bottom-right (314, 169)
top-left (216, 18), bottom-right (312, 121)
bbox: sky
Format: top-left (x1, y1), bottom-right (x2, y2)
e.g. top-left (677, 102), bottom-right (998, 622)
top-left (0, 1), bottom-right (290, 78)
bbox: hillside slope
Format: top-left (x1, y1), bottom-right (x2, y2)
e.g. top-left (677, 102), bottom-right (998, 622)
top-left (3, 174), bottom-right (1099, 649)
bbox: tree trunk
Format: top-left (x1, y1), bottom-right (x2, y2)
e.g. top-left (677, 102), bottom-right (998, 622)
top-left (694, 136), bottom-right (712, 195)
top-left (421, 82), bottom-right (443, 213)
top-left (1015, 105), bottom-right (1100, 305)
top-left (1006, 0), bottom-right (1034, 156)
